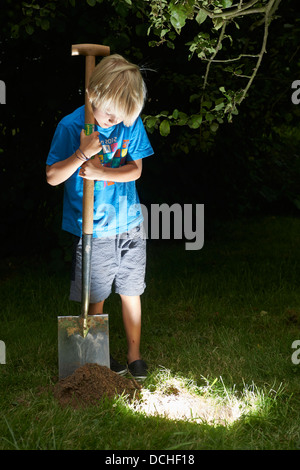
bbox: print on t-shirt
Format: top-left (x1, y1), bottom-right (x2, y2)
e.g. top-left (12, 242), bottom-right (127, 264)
top-left (95, 138), bottom-right (129, 190)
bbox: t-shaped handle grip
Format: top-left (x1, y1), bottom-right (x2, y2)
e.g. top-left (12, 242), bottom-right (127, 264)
top-left (71, 43), bottom-right (110, 57)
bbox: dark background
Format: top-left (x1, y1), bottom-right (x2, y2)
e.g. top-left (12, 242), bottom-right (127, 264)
top-left (0, 0), bottom-right (299, 264)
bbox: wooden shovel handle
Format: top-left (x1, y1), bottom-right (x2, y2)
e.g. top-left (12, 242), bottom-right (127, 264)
top-left (72, 44), bottom-right (110, 325)
top-left (72, 47), bottom-right (110, 235)
top-left (82, 55), bottom-right (96, 236)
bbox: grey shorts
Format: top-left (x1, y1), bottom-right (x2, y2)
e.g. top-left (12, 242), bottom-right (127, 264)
top-left (69, 224), bottom-right (146, 303)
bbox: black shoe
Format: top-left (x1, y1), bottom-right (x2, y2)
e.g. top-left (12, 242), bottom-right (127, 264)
top-left (110, 355), bottom-right (127, 376)
top-left (127, 359), bottom-right (148, 381)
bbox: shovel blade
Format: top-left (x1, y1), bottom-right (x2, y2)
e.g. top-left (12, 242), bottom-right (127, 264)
top-left (58, 314), bottom-right (109, 379)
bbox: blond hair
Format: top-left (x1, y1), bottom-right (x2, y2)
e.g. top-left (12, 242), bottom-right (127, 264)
top-left (87, 54), bottom-right (146, 127)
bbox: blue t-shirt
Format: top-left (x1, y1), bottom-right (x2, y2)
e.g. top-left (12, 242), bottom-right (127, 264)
top-left (46, 106), bottom-right (154, 237)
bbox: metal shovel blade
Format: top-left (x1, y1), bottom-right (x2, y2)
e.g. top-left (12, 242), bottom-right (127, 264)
top-left (58, 314), bottom-right (109, 379)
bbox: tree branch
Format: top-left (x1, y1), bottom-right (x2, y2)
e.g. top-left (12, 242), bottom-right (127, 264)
top-left (201, 21), bottom-right (227, 105)
top-left (201, 53), bottom-right (260, 63)
top-left (236, 0), bottom-right (282, 105)
top-left (201, 0), bottom-right (263, 19)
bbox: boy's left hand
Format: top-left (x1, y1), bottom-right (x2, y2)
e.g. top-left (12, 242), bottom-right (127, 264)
top-left (79, 157), bottom-right (105, 181)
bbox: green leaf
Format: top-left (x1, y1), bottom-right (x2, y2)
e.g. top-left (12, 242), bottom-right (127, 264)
top-left (87, 0), bottom-right (96, 6)
top-left (40, 18), bottom-right (50, 30)
top-left (196, 10), bottom-right (207, 25)
top-left (210, 122), bottom-right (219, 132)
top-left (205, 113), bottom-right (214, 123)
top-left (159, 119), bottom-right (171, 136)
top-left (215, 101), bottom-right (225, 111)
top-left (170, 5), bottom-right (187, 30)
top-left (221, 0), bottom-right (233, 7)
top-left (11, 25), bottom-right (19, 38)
top-left (188, 114), bottom-right (202, 129)
top-left (146, 116), bottom-right (157, 129)
top-left (166, 41), bottom-right (175, 49)
top-left (25, 23), bottom-right (34, 35)
top-left (202, 100), bottom-right (212, 109)
top-left (161, 28), bottom-right (169, 37)
top-left (213, 18), bottom-right (224, 30)
top-left (177, 112), bottom-right (188, 125)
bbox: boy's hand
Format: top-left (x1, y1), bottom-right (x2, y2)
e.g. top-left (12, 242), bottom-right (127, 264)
top-left (79, 129), bottom-right (102, 158)
top-left (79, 157), bottom-right (105, 181)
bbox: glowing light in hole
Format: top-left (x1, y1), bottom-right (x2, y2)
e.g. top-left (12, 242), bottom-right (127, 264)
top-left (128, 369), bottom-right (279, 426)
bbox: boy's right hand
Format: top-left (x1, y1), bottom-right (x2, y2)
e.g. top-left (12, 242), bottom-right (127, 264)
top-left (79, 129), bottom-right (102, 159)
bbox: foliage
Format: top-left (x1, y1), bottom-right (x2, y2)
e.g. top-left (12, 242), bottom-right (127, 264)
top-left (1, 0), bottom-right (296, 139)
top-left (0, 0), bottom-right (299, 259)
top-left (79, 0), bottom-right (281, 136)
top-left (1, 0), bottom-right (287, 137)
top-left (123, 0), bottom-right (283, 136)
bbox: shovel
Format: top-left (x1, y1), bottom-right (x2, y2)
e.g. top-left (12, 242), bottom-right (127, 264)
top-left (58, 44), bottom-right (110, 379)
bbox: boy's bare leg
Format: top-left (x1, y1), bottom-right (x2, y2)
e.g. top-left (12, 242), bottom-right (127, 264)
top-left (88, 300), bottom-right (105, 315)
top-left (120, 294), bottom-right (142, 365)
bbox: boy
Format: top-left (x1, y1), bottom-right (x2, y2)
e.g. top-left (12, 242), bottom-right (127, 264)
top-left (46, 54), bottom-right (154, 380)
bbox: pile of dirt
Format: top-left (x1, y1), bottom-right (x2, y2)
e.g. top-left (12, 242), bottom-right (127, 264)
top-left (53, 363), bottom-right (141, 409)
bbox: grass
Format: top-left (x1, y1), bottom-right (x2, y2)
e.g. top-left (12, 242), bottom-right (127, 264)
top-left (0, 215), bottom-right (300, 450)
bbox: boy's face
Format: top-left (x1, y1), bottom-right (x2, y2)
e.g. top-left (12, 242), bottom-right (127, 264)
top-left (93, 107), bottom-right (123, 128)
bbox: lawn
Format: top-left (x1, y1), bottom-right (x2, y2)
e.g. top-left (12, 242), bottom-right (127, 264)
top-left (0, 215), bottom-right (300, 450)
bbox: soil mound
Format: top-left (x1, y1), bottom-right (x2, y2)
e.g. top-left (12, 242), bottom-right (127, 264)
top-left (53, 363), bottom-right (141, 409)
